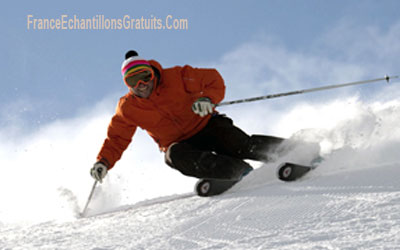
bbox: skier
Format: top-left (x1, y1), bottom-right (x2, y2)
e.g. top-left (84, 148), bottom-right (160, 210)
top-left (90, 50), bottom-right (285, 184)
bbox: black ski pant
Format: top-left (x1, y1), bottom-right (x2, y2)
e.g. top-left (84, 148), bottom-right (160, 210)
top-left (165, 114), bottom-right (285, 180)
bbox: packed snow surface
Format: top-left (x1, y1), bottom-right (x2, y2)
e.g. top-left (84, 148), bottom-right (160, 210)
top-left (1, 97), bottom-right (400, 249)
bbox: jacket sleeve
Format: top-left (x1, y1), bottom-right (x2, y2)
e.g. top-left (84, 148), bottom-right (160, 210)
top-left (97, 101), bottom-right (137, 169)
top-left (181, 65), bottom-right (226, 104)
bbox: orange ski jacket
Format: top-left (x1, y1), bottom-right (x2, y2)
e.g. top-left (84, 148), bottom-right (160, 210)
top-left (97, 60), bottom-right (226, 169)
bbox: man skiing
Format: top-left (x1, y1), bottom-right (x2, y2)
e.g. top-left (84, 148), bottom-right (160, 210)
top-left (91, 50), bottom-right (285, 184)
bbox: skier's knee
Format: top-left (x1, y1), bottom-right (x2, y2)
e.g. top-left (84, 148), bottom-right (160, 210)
top-left (164, 142), bottom-right (205, 176)
top-left (165, 142), bottom-right (179, 167)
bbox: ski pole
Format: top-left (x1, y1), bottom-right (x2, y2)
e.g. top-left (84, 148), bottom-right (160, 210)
top-left (80, 180), bottom-right (98, 217)
top-left (217, 75), bottom-right (399, 107)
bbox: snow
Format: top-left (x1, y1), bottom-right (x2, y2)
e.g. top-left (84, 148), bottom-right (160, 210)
top-left (1, 96), bottom-right (400, 249)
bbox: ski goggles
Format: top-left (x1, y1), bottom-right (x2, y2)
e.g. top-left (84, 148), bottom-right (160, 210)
top-left (124, 68), bottom-right (155, 89)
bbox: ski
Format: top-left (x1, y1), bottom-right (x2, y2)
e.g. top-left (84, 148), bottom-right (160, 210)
top-left (195, 178), bottom-right (239, 197)
top-left (195, 167), bottom-right (253, 197)
top-left (277, 162), bottom-right (315, 181)
top-left (196, 159), bottom-right (322, 196)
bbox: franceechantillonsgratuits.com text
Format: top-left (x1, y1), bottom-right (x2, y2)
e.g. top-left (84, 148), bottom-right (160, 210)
top-left (26, 14), bottom-right (188, 30)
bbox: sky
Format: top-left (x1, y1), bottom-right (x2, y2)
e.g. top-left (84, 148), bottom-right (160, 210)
top-left (1, 0), bottom-right (400, 131)
top-left (1, 0), bottom-right (400, 224)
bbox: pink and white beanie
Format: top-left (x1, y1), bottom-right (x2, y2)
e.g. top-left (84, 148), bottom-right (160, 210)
top-left (121, 50), bottom-right (153, 85)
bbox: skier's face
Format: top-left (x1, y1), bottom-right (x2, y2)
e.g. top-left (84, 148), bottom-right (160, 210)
top-left (125, 69), bottom-right (154, 88)
top-left (130, 79), bottom-right (154, 98)
top-left (125, 69), bottom-right (155, 98)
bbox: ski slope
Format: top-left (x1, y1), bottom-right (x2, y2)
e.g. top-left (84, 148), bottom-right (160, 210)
top-left (1, 97), bottom-right (400, 249)
top-left (1, 161), bottom-right (399, 249)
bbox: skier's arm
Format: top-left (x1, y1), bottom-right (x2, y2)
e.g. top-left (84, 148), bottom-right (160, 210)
top-left (182, 65), bottom-right (226, 104)
top-left (97, 105), bottom-right (137, 170)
